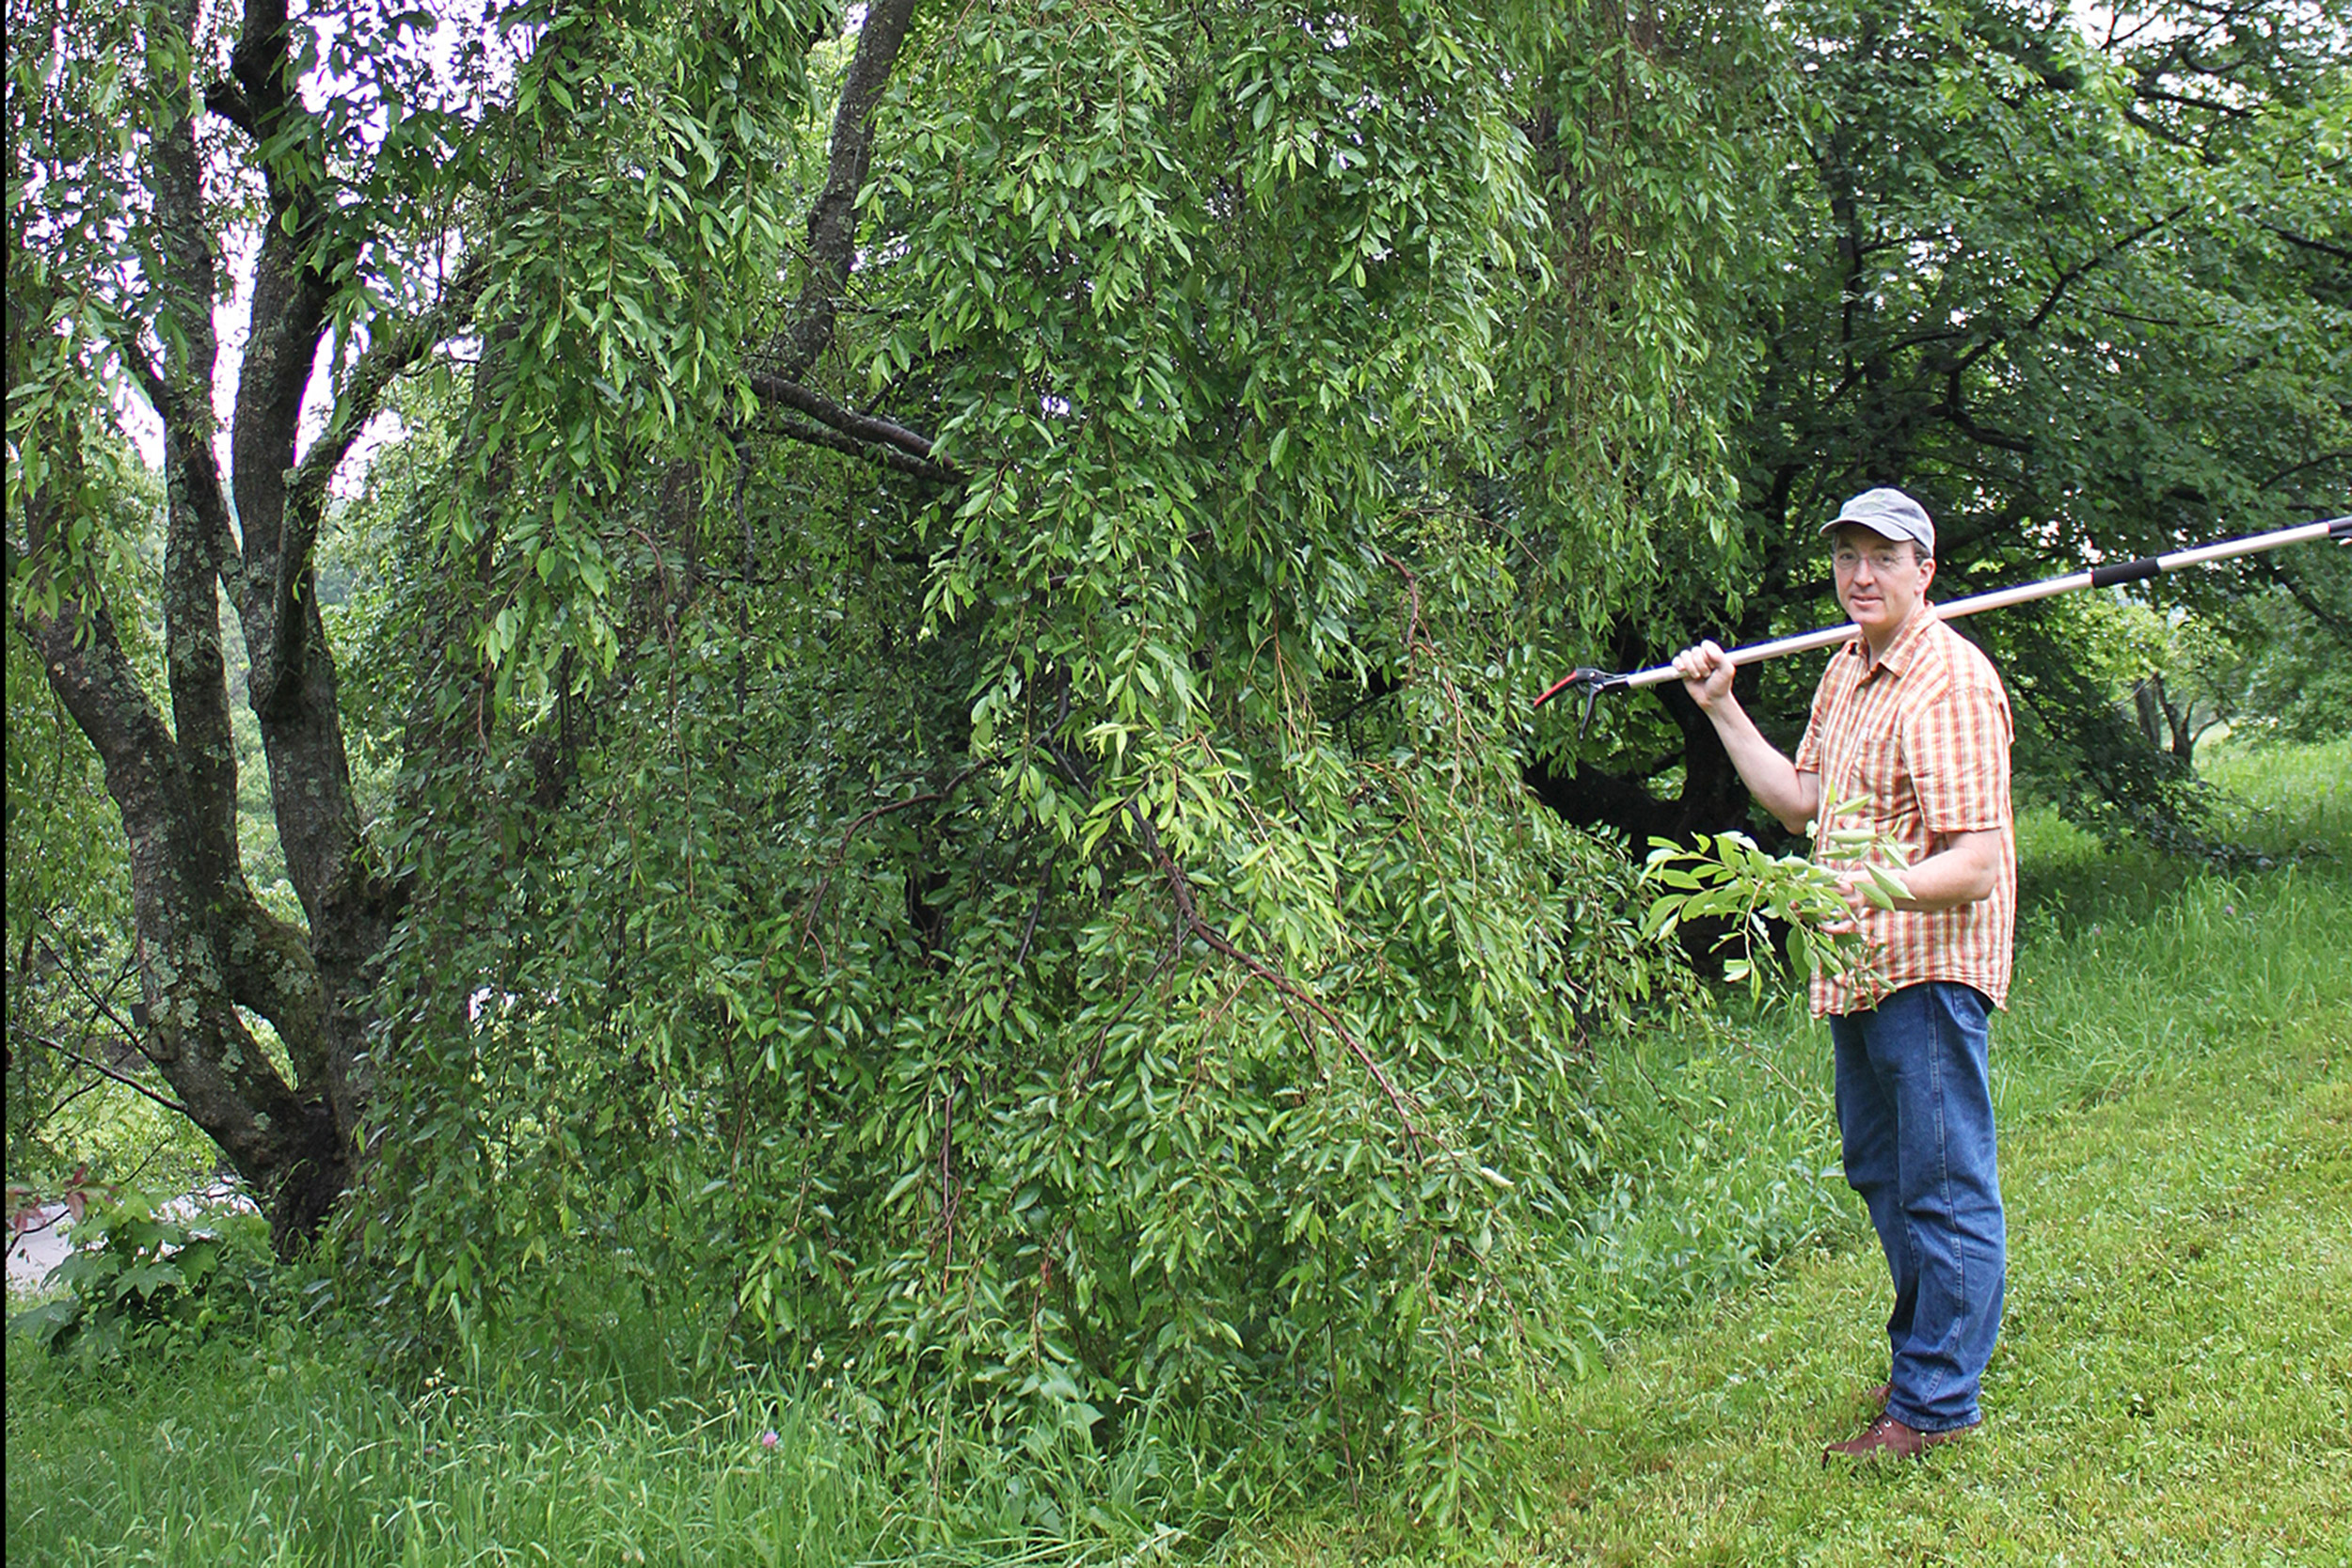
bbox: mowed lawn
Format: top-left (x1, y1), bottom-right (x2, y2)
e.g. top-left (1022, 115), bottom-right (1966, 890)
top-left (1252, 742), bottom-right (2352, 1566)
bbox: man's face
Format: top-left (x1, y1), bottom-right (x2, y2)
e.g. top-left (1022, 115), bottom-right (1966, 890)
top-left (1831, 525), bottom-right (1935, 643)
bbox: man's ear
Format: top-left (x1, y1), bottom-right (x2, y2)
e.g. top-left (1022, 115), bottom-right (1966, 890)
top-left (1917, 552), bottom-right (1936, 593)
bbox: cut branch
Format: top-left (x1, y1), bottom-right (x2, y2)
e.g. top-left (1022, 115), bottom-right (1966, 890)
top-left (8, 1025), bottom-right (191, 1119)
top-left (764, 409), bottom-right (961, 481)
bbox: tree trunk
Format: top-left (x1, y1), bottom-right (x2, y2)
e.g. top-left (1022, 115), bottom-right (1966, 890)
top-left (7, 0), bottom-right (453, 1255)
top-left (1525, 672), bottom-right (1780, 847)
top-left (2132, 674), bottom-right (2169, 750)
top-left (2163, 693), bottom-right (2200, 768)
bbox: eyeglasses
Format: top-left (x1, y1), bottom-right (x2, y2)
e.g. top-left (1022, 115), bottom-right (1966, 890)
top-left (1833, 545), bottom-right (1921, 575)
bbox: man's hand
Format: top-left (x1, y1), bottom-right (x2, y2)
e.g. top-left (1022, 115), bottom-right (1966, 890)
top-left (1672, 640), bottom-right (1737, 712)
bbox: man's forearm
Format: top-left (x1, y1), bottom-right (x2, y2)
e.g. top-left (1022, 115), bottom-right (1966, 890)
top-left (1699, 697), bottom-right (1819, 833)
top-left (1876, 829), bottom-right (2004, 911)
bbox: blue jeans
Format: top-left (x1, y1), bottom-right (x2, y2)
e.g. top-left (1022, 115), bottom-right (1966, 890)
top-left (1830, 980), bottom-right (2005, 1433)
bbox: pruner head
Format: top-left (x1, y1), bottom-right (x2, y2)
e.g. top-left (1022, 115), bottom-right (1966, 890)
top-left (1534, 667), bottom-right (1629, 738)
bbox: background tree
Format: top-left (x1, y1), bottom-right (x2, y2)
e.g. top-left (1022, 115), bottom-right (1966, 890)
top-left (1535, 0), bottom-right (2352, 848)
top-left (2232, 583), bottom-right (2352, 747)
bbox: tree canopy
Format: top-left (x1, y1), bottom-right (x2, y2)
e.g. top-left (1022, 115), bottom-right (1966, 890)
top-left (1540, 0), bottom-right (2351, 847)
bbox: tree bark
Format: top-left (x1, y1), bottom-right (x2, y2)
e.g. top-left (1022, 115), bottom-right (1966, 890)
top-left (7, 0), bottom-right (473, 1252)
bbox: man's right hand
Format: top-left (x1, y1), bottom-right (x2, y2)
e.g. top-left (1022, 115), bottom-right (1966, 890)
top-left (1673, 640), bottom-right (1737, 711)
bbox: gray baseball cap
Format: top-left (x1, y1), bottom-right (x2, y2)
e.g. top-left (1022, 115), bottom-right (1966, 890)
top-left (1819, 487), bottom-right (1934, 555)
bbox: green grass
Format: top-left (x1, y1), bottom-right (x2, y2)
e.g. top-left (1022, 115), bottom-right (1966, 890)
top-left (2, 1339), bottom-right (1191, 1566)
top-left (9, 738), bottom-right (2347, 1565)
top-left (1240, 736), bottom-right (2352, 1564)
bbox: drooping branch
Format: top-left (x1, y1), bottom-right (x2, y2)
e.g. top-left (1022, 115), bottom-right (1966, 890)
top-left (2257, 451), bottom-right (2352, 496)
top-left (1121, 799), bottom-right (1425, 1147)
top-left (801, 759), bottom-right (1001, 948)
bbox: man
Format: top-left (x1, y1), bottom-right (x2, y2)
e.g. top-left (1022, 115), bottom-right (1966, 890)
top-left (1671, 487), bottom-right (2015, 1463)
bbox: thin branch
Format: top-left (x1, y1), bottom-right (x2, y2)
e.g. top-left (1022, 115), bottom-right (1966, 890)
top-left (2253, 221), bottom-right (2352, 266)
top-left (2259, 451), bottom-right (2352, 493)
top-left (2256, 556), bottom-right (2352, 643)
top-left (1952, 204), bottom-right (2191, 377)
top-left (2131, 82), bottom-right (2253, 119)
top-left (285, 257), bottom-right (490, 515)
top-left (1937, 397), bottom-right (2037, 455)
top-left (2119, 103), bottom-right (2198, 150)
top-left (1120, 798), bottom-right (1425, 1147)
top-left (8, 1024), bottom-right (192, 1118)
top-left (112, 331), bottom-right (174, 423)
top-left (35, 932), bottom-right (145, 1048)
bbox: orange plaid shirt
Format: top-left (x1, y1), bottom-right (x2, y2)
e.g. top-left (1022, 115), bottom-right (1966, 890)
top-left (1792, 605), bottom-right (2017, 1017)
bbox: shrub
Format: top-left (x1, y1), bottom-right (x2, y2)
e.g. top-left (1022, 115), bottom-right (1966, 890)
top-left (9, 1188), bottom-right (276, 1363)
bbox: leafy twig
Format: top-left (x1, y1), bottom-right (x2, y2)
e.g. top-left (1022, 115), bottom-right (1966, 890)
top-left (1637, 797), bottom-right (1912, 999)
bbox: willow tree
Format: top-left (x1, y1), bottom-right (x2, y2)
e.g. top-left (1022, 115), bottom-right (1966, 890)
top-left (11, 0), bottom-right (1759, 1486)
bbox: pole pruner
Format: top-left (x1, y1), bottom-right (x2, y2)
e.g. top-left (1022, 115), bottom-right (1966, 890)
top-left (1534, 513), bottom-right (2352, 736)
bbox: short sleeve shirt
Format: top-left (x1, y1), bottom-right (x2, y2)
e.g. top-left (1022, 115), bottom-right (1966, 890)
top-left (1792, 605), bottom-right (2017, 1017)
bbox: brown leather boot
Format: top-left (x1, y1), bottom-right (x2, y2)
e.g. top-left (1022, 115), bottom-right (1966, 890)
top-left (1822, 1412), bottom-right (1979, 1465)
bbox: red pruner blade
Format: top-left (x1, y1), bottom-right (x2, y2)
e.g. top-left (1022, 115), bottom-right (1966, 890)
top-left (1533, 667), bottom-right (1629, 737)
